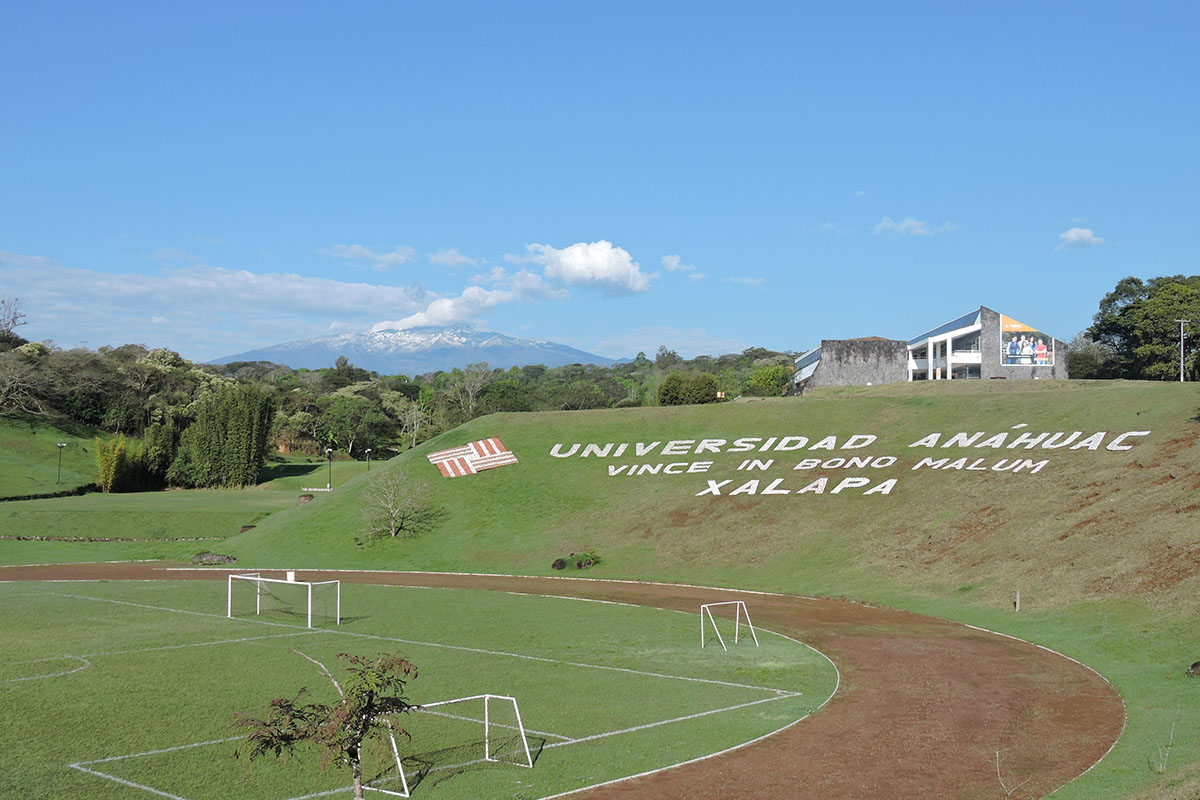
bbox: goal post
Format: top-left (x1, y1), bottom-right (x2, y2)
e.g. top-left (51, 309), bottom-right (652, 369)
top-left (363, 694), bottom-right (533, 797)
top-left (226, 572), bottom-right (341, 628)
top-left (700, 601), bottom-right (759, 650)
top-left (417, 694), bottom-right (534, 768)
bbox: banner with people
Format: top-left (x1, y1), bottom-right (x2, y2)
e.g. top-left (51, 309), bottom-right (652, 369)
top-left (1000, 315), bottom-right (1054, 366)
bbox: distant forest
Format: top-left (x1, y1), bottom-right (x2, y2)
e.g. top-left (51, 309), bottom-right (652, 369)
top-left (0, 301), bottom-right (796, 485)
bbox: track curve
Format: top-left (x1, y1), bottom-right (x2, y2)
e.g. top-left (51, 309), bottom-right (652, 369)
top-left (1, 562), bottom-right (1124, 799)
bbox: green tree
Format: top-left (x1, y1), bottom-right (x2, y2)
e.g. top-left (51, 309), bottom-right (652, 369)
top-left (168, 385), bottom-right (275, 487)
top-left (1065, 333), bottom-right (1114, 379)
top-left (1087, 275), bottom-right (1200, 380)
top-left (683, 372), bottom-right (720, 404)
top-left (657, 372), bottom-right (689, 405)
top-left (321, 396), bottom-right (392, 457)
top-left (743, 365), bottom-right (789, 396)
top-left (655, 345), bottom-right (682, 367)
top-left (235, 650), bottom-right (419, 800)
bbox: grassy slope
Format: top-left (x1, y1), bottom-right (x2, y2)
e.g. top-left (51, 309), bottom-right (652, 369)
top-left (223, 379), bottom-right (1200, 799)
top-left (229, 381), bottom-right (1200, 612)
top-left (0, 417), bottom-right (103, 496)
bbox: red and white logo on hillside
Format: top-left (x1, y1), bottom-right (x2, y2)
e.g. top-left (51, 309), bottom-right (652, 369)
top-left (427, 437), bottom-right (519, 478)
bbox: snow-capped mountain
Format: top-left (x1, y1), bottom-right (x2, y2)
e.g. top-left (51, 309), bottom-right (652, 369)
top-left (211, 327), bottom-right (616, 374)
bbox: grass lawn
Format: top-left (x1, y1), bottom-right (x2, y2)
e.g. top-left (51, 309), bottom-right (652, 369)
top-left (0, 580), bottom-right (834, 800)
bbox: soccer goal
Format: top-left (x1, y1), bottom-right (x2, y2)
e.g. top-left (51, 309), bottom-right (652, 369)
top-left (226, 572), bottom-right (340, 628)
top-left (363, 694), bottom-right (533, 797)
top-left (700, 601), bottom-right (759, 650)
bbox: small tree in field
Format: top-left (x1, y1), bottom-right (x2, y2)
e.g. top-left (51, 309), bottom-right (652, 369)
top-left (235, 650), bottom-right (419, 800)
top-left (358, 469), bottom-right (438, 544)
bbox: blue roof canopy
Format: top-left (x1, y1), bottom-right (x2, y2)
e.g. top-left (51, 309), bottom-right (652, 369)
top-left (907, 309), bottom-right (980, 346)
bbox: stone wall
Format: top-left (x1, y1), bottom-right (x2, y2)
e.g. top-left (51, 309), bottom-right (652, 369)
top-left (805, 338), bottom-right (909, 391)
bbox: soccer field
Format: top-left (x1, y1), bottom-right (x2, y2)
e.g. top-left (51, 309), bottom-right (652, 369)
top-left (0, 580), bottom-right (837, 799)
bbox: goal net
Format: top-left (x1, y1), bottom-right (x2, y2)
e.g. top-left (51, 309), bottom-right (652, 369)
top-left (365, 694), bottom-right (533, 795)
top-left (226, 572), bottom-right (340, 628)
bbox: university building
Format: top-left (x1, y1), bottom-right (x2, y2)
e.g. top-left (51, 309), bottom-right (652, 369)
top-left (793, 306), bottom-right (1068, 393)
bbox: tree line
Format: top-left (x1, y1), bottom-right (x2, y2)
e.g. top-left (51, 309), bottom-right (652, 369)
top-left (1068, 275), bottom-right (1200, 380)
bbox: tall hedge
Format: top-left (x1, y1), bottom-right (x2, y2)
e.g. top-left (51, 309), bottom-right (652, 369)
top-left (167, 385), bottom-right (275, 488)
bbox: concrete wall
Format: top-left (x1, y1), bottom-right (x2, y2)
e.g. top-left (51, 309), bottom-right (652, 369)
top-left (978, 306), bottom-right (1069, 380)
top-left (805, 338), bottom-right (909, 391)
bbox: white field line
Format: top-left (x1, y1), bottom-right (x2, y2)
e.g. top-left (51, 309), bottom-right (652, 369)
top-left (71, 736), bottom-right (240, 767)
top-left (3, 654), bottom-right (91, 682)
top-left (49, 582), bottom-right (839, 800)
top-left (4, 624), bottom-right (317, 682)
top-left (69, 766), bottom-right (192, 800)
top-left (545, 692), bottom-right (799, 748)
top-left (958, 621), bottom-right (1129, 792)
top-left (43, 591), bottom-right (794, 697)
top-left (415, 707), bottom-right (572, 742)
top-left (69, 737), bottom-right (241, 800)
top-left (79, 630), bottom-right (321, 659)
top-left (334, 628), bottom-right (796, 695)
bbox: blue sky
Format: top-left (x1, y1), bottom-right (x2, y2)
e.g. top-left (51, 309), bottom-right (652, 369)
top-left (2, 1), bottom-right (1196, 363)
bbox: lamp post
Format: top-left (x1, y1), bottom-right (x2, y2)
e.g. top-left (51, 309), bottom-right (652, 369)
top-left (365, 448), bottom-right (371, 471)
top-left (1176, 319), bottom-right (1191, 382)
top-left (56, 442), bottom-right (67, 484)
top-left (325, 447), bottom-right (333, 490)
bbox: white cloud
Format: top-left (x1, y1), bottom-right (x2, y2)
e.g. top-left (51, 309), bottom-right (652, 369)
top-left (520, 240), bottom-right (651, 294)
top-left (373, 267), bottom-right (567, 331)
top-left (1056, 227), bottom-right (1105, 250)
top-left (323, 243), bottom-right (417, 271)
top-left (688, 272), bottom-right (706, 282)
top-left (372, 285), bottom-right (517, 330)
top-left (0, 250), bottom-right (428, 360)
top-left (428, 248), bottom-right (480, 267)
top-left (661, 254), bottom-right (695, 272)
top-left (872, 217), bottom-right (956, 236)
top-left (724, 276), bottom-right (766, 286)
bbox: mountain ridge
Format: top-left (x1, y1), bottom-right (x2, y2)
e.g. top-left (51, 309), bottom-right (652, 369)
top-left (211, 326), bottom-right (617, 373)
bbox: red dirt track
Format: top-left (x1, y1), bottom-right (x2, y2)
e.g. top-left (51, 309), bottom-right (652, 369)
top-left (2, 562), bottom-right (1125, 799)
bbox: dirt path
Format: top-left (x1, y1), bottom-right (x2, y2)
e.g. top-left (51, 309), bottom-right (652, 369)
top-left (1, 562), bottom-right (1124, 799)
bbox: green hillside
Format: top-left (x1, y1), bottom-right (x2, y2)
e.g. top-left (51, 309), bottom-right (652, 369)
top-left (0, 418), bottom-right (101, 497)
top-left (227, 380), bottom-right (1199, 614)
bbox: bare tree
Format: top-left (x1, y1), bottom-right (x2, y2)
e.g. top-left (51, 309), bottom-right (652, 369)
top-left (358, 468), bottom-right (437, 543)
top-left (0, 295), bottom-right (26, 336)
top-left (0, 354), bottom-right (45, 415)
top-left (235, 650), bottom-right (419, 800)
top-left (396, 398), bottom-right (430, 449)
top-left (450, 361), bottom-right (490, 418)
